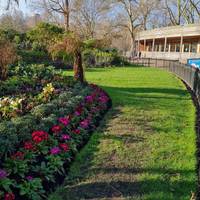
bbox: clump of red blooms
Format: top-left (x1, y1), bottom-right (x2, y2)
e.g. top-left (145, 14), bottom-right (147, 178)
top-left (59, 143), bottom-right (69, 152)
top-left (24, 141), bottom-right (35, 151)
top-left (4, 193), bottom-right (15, 200)
top-left (11, 151), bottom-right (24, 160)
top-left (51, 125), bottom-right (62, 134)
top-left (72, 129), bottom-right (81, 134)
top-left (32, 131), bottom-right (48, 144)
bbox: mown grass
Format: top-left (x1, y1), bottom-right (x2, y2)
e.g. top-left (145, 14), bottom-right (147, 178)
top-left (49, 66), bottom-right (197, 200)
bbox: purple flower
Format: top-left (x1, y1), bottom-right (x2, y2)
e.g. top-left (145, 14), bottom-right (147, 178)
top-left (61, 134), bottom-right (71, 140)
top-left (80, 119), bottom-right (90, 129)
top-left (50, 147), bottom-right (61, 155)
top-left (26, 176), bottom-right (33, 181)
top-left (99, 95), bottom-right (109, 103)
top-left (85, 95), bottom-right (94, 103)
top-left (0, 169), bottom-right (7, 179)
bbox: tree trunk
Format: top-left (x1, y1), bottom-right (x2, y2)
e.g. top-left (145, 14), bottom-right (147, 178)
top-left (73, 51), bottom-right (84, 82)
top-left (130, 29), bottom-right (135, 58)
top-left (64, 0), bottom-right (70, 31)
top-left (0, 65), bottom-right (8, 81)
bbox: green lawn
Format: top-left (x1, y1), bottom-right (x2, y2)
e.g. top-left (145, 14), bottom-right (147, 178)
top-left (49, 66), bottom-right (197, 200)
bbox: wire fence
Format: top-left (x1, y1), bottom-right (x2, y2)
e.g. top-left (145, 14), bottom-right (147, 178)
top-left (127, 57), bottom-right (200, 101)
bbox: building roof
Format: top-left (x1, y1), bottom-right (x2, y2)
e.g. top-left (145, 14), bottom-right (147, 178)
top-left (135, 24), bottom-right (200, 40)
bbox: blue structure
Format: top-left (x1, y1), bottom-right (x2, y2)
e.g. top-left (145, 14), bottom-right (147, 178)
top-left (187, 58), bottom-right (200, 68)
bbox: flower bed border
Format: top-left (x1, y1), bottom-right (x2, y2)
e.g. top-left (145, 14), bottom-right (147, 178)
top-left (0, 84), bottom-right (112, 200)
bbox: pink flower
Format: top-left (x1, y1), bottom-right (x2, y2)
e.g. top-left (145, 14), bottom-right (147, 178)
top-left (59, 117), bottom-right (70, 126)
top-left (80, 119), bottom-right (90, 129)
top-left (99, 95), bottom-right (109, 103)
top-left (85, 95), bottom-right (94, 103)
top-left (26, 176), bottom-right (33, 181)
top-left (61, 134), bottom-right (71, 140)
top-left (50, 147), bottom-right (61, 155)
top-left (0, 169), bottom-right (7, 180)
top-left (75, 106), bottom-right (83, 116)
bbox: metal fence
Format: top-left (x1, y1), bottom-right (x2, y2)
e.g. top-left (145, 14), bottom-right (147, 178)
top-left (127, 57), bottom-right (200, 101)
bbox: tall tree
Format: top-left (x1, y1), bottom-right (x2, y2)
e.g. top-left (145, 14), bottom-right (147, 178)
top-left (115, 0), bottom-right (141, 55)
top-left (6, 0), bottom-right (20, 9)
top-left (163, 0), bottom-right (199, 25)
top-left (31, 0), bottom-right (70, 31)
top-left (71, 0), bottom-right (112, 39)
top-left (138, 0), bottom-right (159, 30)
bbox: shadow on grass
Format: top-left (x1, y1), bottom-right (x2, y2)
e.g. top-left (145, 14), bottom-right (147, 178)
top-left (49, 83), bottom-right (195, 200)
top-left (60, 179), bottom-right (194, 200)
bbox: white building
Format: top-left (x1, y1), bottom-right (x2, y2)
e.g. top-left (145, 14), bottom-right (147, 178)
top-left (135, 24), bottom-right (200, 63)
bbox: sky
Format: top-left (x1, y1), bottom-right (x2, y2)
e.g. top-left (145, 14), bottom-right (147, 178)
top-left (0, 0), bottom-right (33, 16)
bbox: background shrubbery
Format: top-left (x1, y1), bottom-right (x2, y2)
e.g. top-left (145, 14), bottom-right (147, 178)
top-left (0, 22), bottom-right (125, 71)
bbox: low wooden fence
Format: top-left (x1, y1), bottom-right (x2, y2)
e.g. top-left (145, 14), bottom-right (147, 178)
top-left (127, 57), bottom-right (200, 101)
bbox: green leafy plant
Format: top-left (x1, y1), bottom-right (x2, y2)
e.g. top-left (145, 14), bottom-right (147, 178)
top-left (18, 178), bottom-right (45, 200)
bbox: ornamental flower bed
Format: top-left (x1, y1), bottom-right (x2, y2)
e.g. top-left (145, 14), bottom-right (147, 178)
top-left (0, 84), bottom-right (111, 200)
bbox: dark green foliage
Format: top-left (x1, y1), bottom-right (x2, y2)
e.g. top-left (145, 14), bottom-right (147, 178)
top-left (27, 22), bottom-right (64, 52)
top-left (0, 122), bottom-right (18, 157)
top-left (18, 50), bottom-right (50, 64)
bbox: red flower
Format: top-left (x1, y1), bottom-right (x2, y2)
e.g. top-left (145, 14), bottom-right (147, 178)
top-left (32, 131), bottom-right (48, 144)
top-left (5, 193), bottom-right (15, 200)
top-left (24, 141), bottom-right (35, 151)
top-left (59, 143), bottom-right (69, 152)
top-left (11, 151), bottom-right (24, 160)
top-left (72, 129), bottom-right (81, 134)
top-left (51, 125), bottom-right (62, 134)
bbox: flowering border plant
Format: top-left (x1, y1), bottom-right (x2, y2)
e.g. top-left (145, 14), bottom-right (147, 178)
top-left (0, 84), bottom-right (111, 200)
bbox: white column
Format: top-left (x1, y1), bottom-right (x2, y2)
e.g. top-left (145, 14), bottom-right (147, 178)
top-left (138, 40), bottom-right (140, 56)
top-left (164, 37), bottom-right (167, 52)
top-left (144, 39), bottom-right (146, 57)
top-left (152, 39), bottom-right (155, 52)
top-left (180, 36), bottom-right (183, 53)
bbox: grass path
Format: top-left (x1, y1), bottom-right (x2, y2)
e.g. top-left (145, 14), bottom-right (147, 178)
top-left (49, 67), bottom-right (197, 200)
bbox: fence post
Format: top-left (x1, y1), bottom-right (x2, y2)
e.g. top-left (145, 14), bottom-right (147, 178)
top-left (193, 68), bottom-right (199, 94)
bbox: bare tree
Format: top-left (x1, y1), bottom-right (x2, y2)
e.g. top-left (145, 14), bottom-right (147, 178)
top-left (0, 10), bottom-right (27, 32)
top-left (31, 0), bottom-right (70, 30)
top-left (163, 0), bottom-right (199, 25)
top-left (189, 0), bottom-right (200, 18)
top-left (71, 0), bottom-right (112, 39)
top-left (138, 0), bottom-right (159, 30)
top-left (114, 0), bottom-right (141, 55)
